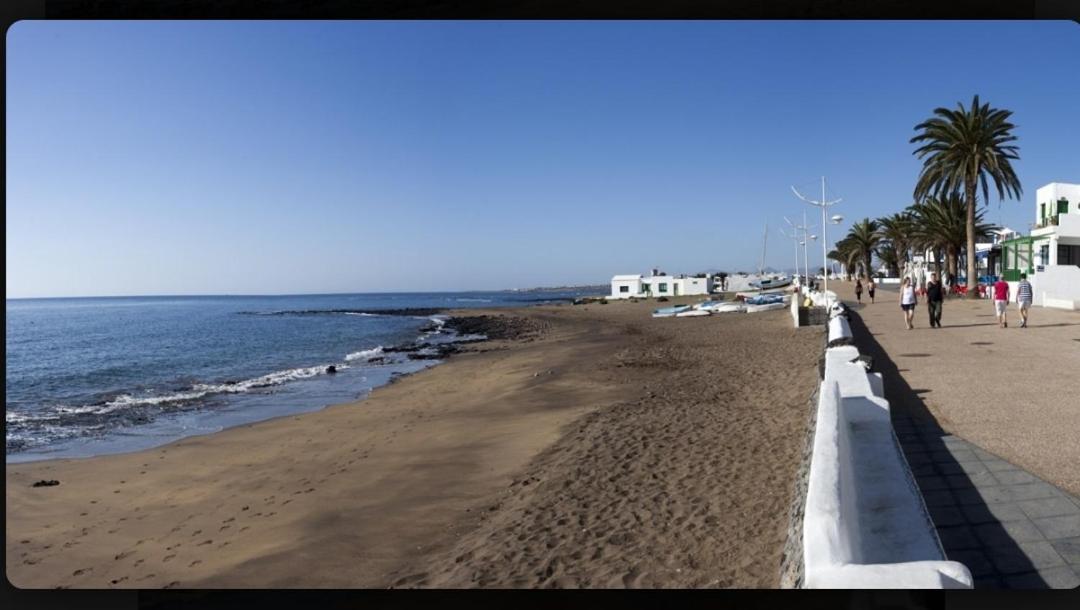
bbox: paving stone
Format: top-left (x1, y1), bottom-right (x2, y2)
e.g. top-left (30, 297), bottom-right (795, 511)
top-left (973, 575), bottom-right (1003, 589)
top-left (948, 449), bottom-right (981, 464)
top-left (961, 502), bottom-right (1028, 524)
top-left (947, 471), bottom-right (996, 489)
top-left (956, 461), bottom-right (989, 475)
top-left (989, 541), bottom-right (1067, 574)
top-left (936, 462), bottom-right (968, 476)
top-left (991, 470), bottom-right (1039, 486)
top-left (937, 525), bottom-right (981, 550)
top-left (1017, 497), bottom-right (1080, 520)
top-left (974, 520), bottom-right (1047, 546)
top-left (969, 447), bottom-right (998, 462)
top-left (982, 458), bottom-right (1020, 473)
top-left (910, 463), bottom-right (936, 476)
top-left (906, 452), bottom-right (934, 466)
top-left (916, 476), bottom-right (950, 491)
top-left (953, 487), bottom-right (1001, 505)
top-left (929, 505), bottom-right (967, 527)
top-left (1002, 565), bottom-right (1080, 589)
top-left (945, 549), bottom-right (995, 577)
top-left (1011, 483), bottom-right (1062, 502)
top-left (921, 489), bottom-right (956, 507)
top-left (1032, 514), bottom-right (1080, 540)
top-left (1049, 538), bottom-right (1080, 566)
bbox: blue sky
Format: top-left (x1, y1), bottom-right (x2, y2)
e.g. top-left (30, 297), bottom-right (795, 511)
top-left (7, 21), bottom-right (1079, 297)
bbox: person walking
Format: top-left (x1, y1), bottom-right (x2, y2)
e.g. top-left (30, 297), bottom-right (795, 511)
top-left (855, 279), bottom-right (863, 304)
top-left (1016, 273), bottom-right (1033, 328)
top-left (900, 277), bottom-right (917, 330)
top-left (926, 272), bottom-right (944, 328)
top-left (868, 278), bottom-right (876, 303)
top-left (992, 275), bottom-right (1011, 328)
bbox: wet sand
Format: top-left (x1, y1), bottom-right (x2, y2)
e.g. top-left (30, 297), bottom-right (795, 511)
top-left (7, 299), bottom-right (823, 588)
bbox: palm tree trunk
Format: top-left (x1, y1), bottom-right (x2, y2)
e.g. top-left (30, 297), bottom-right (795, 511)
top-left (935, 247), bottom-right (944, 278)
top-left (965, 181), bottom-right (979, 299)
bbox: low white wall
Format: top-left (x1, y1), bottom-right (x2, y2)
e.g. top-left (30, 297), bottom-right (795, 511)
top-left (801, 306), bottom-right (973, 589)
top-left (1034, 265), bottom-right (1080, 310)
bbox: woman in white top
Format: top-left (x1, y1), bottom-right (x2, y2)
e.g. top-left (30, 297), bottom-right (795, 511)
top-left (900, 277), bottom-right (917, 330)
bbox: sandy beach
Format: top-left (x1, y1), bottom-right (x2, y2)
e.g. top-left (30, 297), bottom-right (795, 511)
top-left (7, 299), bottom-right (823, 589)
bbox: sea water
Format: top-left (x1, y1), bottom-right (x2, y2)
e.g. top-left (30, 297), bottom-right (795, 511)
top-left (5, 291), bottom-right (596, 462)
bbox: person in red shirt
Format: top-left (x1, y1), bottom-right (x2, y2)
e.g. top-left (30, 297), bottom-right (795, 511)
top-left (992, 276), bottom-right (1011, 328)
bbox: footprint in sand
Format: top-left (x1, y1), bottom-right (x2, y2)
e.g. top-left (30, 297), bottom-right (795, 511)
top-left (197, 539), bottom-right (213, 546)
top-left (110, 577), bottom-right (128, 585)
top-left (72, 568), bottom-right (92, 576)
top-left (114, 550), bottom-right (133, 561)
top-left (163, 555), bottom-right (176, 563)
top-left (189, 560), bottom-right (203, 567)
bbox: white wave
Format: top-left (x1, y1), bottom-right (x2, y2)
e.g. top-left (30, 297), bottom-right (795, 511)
top-left (43, 363), bottom-right (354, 416)
top-left (454, 298), bottom-right (493, 303)
top-left (345, 346), bottom-right (384, 361)
top-left (344, 312), bottom-right (379, 317)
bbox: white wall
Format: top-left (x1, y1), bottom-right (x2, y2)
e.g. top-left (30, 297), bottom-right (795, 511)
top-left (610, 277), bottom-right (642, 299)
top-left (1034, 264), bottom-right (1080, 310)
top-left (1036, 183), bottom-right (1080, 226)
top-left (677, 276), bottom-right (713, 296)
top-left (802, 306), bottom-right (973, 589)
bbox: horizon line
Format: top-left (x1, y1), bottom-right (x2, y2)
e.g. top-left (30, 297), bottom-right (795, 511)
top-left (4, 286), bottom-right (612, 301)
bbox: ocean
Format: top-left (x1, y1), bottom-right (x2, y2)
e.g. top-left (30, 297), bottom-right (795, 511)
top-left (5, 290), bottom-right (599, 462)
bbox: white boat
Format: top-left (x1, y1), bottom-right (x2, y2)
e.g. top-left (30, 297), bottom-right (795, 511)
top-left (674, 309), bottom-right (712, 317)
top-left (652, 304), bottom-right (693, 318)
top-left (700, 302), bottom-right (745, 313)
top-left (745, 302), bottom-right (787, 313)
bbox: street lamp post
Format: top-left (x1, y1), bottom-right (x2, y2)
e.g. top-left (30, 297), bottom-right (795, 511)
top-left (792, 177), bottom-right (842, 295)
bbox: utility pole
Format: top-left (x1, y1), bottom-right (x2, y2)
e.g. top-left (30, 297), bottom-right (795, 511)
top-left (792, 176), bottom-right (842, 295)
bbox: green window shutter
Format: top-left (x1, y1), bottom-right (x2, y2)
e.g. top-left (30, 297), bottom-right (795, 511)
top-left (1059, 199), bottom-right (1070, 215)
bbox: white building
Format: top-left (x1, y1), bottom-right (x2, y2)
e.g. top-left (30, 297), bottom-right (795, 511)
top-left (610, 271), bottom-right (713, 299)
top-left (1001, 182), bottom-right (1080, 310)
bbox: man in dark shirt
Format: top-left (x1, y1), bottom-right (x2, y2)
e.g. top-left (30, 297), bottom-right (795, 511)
top-left (926, 272), bottom-right (944, 328)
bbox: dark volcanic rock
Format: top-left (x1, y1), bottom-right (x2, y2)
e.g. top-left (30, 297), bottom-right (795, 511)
top-left (443, 315), bottom-right (546, 341)
top-left (32, 480), bottom-right (60, 488)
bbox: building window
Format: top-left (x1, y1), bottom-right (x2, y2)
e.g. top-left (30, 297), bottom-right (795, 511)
top-left (1059, 198), bottom-right (1070, 215)
top-left (1040, 244), bottom-right (1050, 266)
top-left (658, 283), bottom-right (668, 292)
top-left (1060, 244), bottom-right (1080, 267)
top-left (1041, 203), bottom-right (1046, 222)
top-left (619, 285), bottom-right (629, 293)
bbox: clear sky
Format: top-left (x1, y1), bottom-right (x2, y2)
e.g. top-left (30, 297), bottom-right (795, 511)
top-left (7, 21), bottom-right (1080, 297)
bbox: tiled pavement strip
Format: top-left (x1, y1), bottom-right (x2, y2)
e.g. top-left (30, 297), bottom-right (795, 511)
top-left (837, 286), bottom-right (1080, 589)
top-left (894, 418), bottom-right (1080, 589)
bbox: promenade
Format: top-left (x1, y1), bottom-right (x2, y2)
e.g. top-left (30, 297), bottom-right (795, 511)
top-left (837, 280), bottom-right (1080, 589)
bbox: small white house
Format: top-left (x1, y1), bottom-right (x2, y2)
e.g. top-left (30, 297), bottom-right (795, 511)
top-left (610, 272), bottom-right (713, 299)
top-left (1000, 182), bottom-right (1080, 309)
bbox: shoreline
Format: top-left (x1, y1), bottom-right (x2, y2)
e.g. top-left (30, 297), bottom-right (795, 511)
top-left (5, 310), bottom-right (542, 465)
top-left (7, 301), bottom-right (824, 588)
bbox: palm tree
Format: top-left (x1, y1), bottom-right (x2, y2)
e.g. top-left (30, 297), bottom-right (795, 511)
top-left (830, 236), bottom-right (861, 281)
top-left (875, 243), bottom-right (901, 278)
top-left (876, 212), bottom-right (916, 273)
top-left (911, 95), bottom-right (1022, 298)
top-left (908, 195), bottom-right (998, 281)
top-left (844, 218), bottom-right (882, 281)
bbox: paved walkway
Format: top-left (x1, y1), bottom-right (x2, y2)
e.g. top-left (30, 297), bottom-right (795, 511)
top-left (836, 282), bottom-right (1080, 589)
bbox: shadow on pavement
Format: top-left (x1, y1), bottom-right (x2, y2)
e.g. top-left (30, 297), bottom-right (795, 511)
top-left (845, 309), bottom-right (1048, 589)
